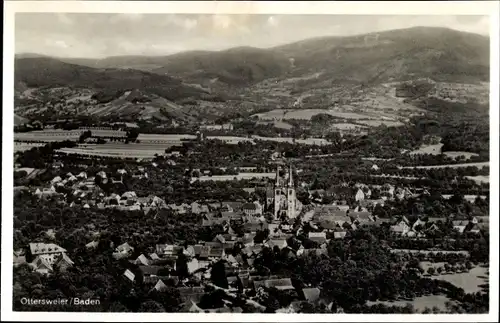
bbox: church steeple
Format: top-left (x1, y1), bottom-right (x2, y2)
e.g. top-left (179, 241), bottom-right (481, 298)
top-left (275, 164), bottom-right (280, 186)
top-left (288, 164), bottom-right (294, 187)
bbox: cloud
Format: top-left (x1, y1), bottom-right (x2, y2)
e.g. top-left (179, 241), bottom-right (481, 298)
top-left (212, 14), bottom-right (232, 30)
top-left (267, 16), bottom-right (279, 27)
top-left (54, 40), bottom-right (69, 49)
top-left (56, 13), bottom-right (74, 25)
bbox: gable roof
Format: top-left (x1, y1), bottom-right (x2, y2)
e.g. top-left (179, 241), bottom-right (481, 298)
top-left (32, 255), bottom-right (53, 271)
top-left (135, 254), bottom-right (150, 266)
top-left (308, 232), bottom-right (327, 243)
top-left (124, 269), bottom-right (135, 282)
top-left (139, 265), bottom-right (163, 276)
top-left (302, 287), bottom-right (321, 302)
top-left (153, 279), bottom-right (168, 292)
top-left (254, 278), bottom-right (294, 290)
top-left (29, 243), bottom-right (66, 255)
top-left (333, 231), bottom-right (347, 239)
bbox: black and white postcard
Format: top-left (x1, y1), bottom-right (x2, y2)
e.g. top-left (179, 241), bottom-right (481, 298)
top-left (2, 1), bottom-right (499, 322)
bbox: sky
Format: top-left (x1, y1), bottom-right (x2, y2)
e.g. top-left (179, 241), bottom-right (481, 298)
top-left (15, 13), bottom-right (490, 58)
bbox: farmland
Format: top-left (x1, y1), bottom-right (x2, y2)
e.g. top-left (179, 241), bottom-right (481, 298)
top-left (465, 175), bottom-right (490, 184)
top-left (401, 162), bottom-right (490, 169)
top-left (366, 295), bottom-right (453, 313)
top-left (420, 262), bottom-right (489, 294)
top-left (443, 151), bottom-right (480, 160)
top-left (409, 143), bottom-right (444, 156)
top-left (252, 108), bottom-right (377, 121)
top-left (191, 172), bottom-right (276, 183)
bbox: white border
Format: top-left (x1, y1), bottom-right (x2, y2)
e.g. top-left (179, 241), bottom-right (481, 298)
top-left (2, 1), bottom-right (499, 322)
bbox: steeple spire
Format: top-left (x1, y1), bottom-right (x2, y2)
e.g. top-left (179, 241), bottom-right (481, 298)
top-left (275, 164), bottom-right (280, 185)
top-left (288, 164), bottom-right (294, 187)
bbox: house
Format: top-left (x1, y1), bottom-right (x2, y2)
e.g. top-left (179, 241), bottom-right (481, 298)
top-left (266, 239), bottom-right (288, 249)
top-left (243, 222), bottom-right (267, 233)
top-left (208, 246), bottom-right (225, 260)
top-left (139, 265), bottom-right (164, 278)
top-left (333, 231), bottom-right (347, 239)
top-left (134, 254), bottom-right (150, 266)
top-left (77, 172), bottom-right (87, 179)
top-left (308, 232), bottom-right (327, 244)
top-left (156, 244), bottom-right (182, 258)
top-left (51, 176), bottom-right (62, 184)
top-left (150, 196), bottom-right (167, 208)
top-left (349, 211), bottom-right (374, 225)
top-left (113, 242), bottom-right (134, 259)
top-left (453, 220), bottom-right (469, 234)
top-left (123, 269), bottom-right (135, 282)
top-left (153, 279), bottom-right (168, 292)
top-left (221, 202), bottom-right (243, 213)
top-left (468, 224), bottom-right (481, 234)
top-left (239, 233), bottom-right (256, 247)
top-left (177, 287), bottom-right (206, 303)
top-left (13, 249), bottom-right (27, 267)
top-left (121, 191), bottom-right (137, 201)
top-left (427, 217), bottom-right (447, 224)
top-left (355, 189), bottom-right (365, 202)
top-left (412, 219), bottom-right (427, 231)
top-left (55, 253), bottom-right (74, 272)
top-left (471, 216), bottom-right (489, 224)
top-left (302, 287), bottom-right (321, 302)
top-left (191, 202), bottom-right (210, 214)
top-left (30, 252), bottom-right (74, 275)
top-left (390, 220), bottom-right (410, 236)
top-left (360, 199), bottom-right (385, 208)
top-left (242, 203), bottom-right (259, 216)
top-left (85, 240), bottom-right (99, 250)
top-left (371, 164), bottom-right (379, 171)
top-left (29, 242), bottom-right (66, 258)
top-left (30, 255), bottom-right (54, 275)
top-left (253, 278), bottom-right (294, 291)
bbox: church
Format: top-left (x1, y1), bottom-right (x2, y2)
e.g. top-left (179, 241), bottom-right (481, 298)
top-left (268, 164), bottom-right (302, 219)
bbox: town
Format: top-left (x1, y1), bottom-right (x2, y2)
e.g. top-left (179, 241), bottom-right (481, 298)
top-left (13, 120), bottom-right (490, 313)
top-left (9, 12), bottom-right (492, 316)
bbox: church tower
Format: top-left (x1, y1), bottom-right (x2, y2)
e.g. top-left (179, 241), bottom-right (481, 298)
top-left (274, 165), bottom-right (282, 219)
top-left (273, 163), bottom-right (297, 220)
top-left (286, 164), bottom-right (296, 219)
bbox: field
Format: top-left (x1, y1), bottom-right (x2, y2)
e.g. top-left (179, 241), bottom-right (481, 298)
top-left (256, 120), bottom-right (294, 130)
top-left (366, 295), bottom-right (453, 313)
top-left (252, 109), bottom-right (376, 121)
top-left (15, 130), bottom-right (82, 142)
top-left (420, 262), bottom-right (489, 294)
top-left (409, 143), bottom-right (444, 156)
top-left (355, 120), bottom-right (404, 127)
top-left (56, 142), bottom-right (176, 159)
top-left (402, 162), bottom-right (490, 169)
top-left (14, 142), bottom-right (46, 152)
top-left (443, 151), bottom-right (479, 160)
top-left (329, 123), bottom-right (368, 131)
top-left (191, 172), bottom-right (275, 183)
top-left (252, 135), bottom-right (329, 145)
top-left (465, 175), bottom-right (490, 184)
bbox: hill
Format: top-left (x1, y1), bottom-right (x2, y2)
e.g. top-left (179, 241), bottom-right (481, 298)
top-left (14, 27), bottom-right (490, 123)
top-left (14, 57), bottom-right (213, 102)
top-left (57, 47), bottom-right (291, 86)
top-left (38, 27), bottom-right (490, 87)
top-left (274, 27), bottom-right (489, 84)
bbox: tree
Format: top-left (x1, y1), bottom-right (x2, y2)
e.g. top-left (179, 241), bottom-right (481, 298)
top-left (175, 249), bottom-right (189, 279)
top-left (211, 260), bottom-right (228, 289)
top-left (437, 267), bottom-right (443, 274)
top-left (138, 300), bottom-right (165, 312)
top-left (427, 267), bottom-right (435, 276)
